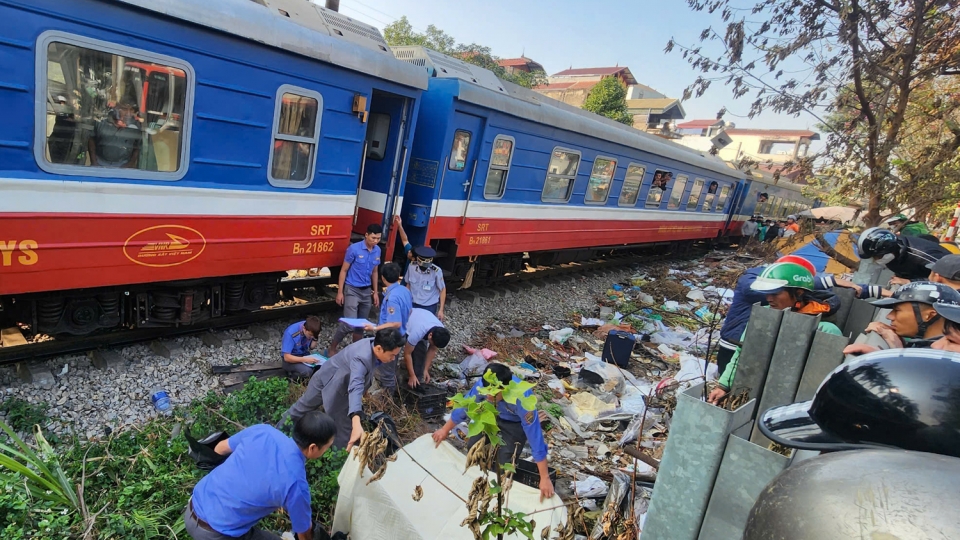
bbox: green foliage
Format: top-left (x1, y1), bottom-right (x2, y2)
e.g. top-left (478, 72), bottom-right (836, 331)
top-left (1, 377), bottom-right (350, 538)
top-left (0, 398), bottom-right (50, 433)
top-left (481, 508), bottom-right (535, 540)
top-left (582, 77), bottom-right (633, 125)
top-left (545, 404), bottom-right (564, 419)
top-left (0, 418), bottom-right (78, 510)
top-left (382, 16), bottom-right (547, 89)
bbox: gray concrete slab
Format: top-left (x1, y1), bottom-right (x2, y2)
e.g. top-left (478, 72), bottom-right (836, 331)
top-left (16, 362), bottom-right (55, 389)
top-left (89, 349), bottom-right (124, 370)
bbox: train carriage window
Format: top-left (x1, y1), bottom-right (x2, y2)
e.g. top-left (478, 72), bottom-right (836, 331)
top-left (585, 156), bottom-right (616, 204)
top-left (484, 136), bottom-right (515, 199)
top-left (364, 113), bottom-right (390, 161)
top-left (37, 34), bottom-right (194, 179)
top-left (619, 164), bottom-right (646, 206)
top-left (716, 186), bottom-right (731, 212)
top-left (268, 85), bottom-right (323, 187)
top-left (647, 169), bottom-right (673, 208)
top-left (667, 175), bottom-right (688, 210)
top-left (702, 181), bottom-right (719, 212)
top-left (449, 130), bottom-right (471, 171)
top-left (542, 147), bottom-right (581, 203)
top-left (686, 178), bottom-right (705, 210)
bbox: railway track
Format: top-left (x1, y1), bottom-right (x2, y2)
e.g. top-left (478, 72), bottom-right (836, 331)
top-left (0, 248), bottom-right (705, 368)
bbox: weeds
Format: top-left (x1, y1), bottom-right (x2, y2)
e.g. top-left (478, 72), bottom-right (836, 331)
top-left (0, 376), bottom-right (350, 538)
top-left (0, 398), bottom-right (50, 433)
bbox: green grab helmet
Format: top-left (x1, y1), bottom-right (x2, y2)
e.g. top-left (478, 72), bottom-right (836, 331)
top-left (750, 262), bottom-right (815, 293)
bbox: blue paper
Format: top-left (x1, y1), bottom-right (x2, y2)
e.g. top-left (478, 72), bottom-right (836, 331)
top-left (305, 353), bottom-right (329, 368)
top-left (339, 317), bottom-right (372, 328)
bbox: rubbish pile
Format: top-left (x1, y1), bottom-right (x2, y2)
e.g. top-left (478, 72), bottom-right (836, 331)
top-left (424, 252), bottom-right (755, 537)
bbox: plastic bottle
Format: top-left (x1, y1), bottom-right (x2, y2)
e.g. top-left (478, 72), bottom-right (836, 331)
top-left (151, 388), bottom-right (172, 415)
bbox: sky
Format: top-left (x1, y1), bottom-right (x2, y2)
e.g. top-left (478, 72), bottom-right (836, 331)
top-left (334, 0), bottom-right (824, 132)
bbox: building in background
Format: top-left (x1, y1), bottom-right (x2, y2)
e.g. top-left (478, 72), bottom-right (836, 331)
top-left (497, 56), bottom-right (545, 75)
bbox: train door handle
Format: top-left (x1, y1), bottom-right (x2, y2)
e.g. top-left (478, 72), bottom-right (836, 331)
top-left (463, 160), bottom-right (478, 191)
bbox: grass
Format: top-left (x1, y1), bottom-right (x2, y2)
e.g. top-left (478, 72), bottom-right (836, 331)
top-left (0, 377), bottom-right (349, 539)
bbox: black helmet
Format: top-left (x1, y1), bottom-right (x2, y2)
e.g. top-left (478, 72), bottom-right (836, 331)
top-left (744, 449), bottom-right (960, 540)
top-left (857, 226), bottom-right (899, 259)
top-left (871, 281), bottom-right (960, 337)
top-left (758, 349), bottom-right (960, 458)
top-left (935, 295), bottom-right (960, 325)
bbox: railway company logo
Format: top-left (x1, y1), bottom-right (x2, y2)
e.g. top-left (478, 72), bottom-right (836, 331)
top-left (123, 225), bottom-right (206, 268)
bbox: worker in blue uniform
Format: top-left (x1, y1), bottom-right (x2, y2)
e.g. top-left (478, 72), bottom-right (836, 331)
top-left (280, 316), bottom-right (322, 378)
top-left (184, 411), bottom-right (335, 540)
top-left (404, 246), bottom-right (447, 319)
top-left (328, 223), bottom-right (382, 355)
top-left (398, 308), bottom-right (451, 388)
top-left (364, 262), bottom-right (412, 392)
top-left (432, 363), bottom-right (555, 501)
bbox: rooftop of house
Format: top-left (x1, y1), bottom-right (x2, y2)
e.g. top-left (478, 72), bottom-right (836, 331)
top-left (725, 128), bottom-right (821, 140)
top-left (551, 66), bottom-right (638, 85)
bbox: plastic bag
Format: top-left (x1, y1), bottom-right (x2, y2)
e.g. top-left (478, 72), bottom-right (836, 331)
top-left (459, 352), bottom-right (489, 378)
top-left (185, 425), bottom-right (230, 471)
top-left (674, 353), bottom-right (719, 385)
top-left (590, 470), bottom-right (631, 540)
top-left (572, 475), bottom-right (608, 498)
top-left (566, 392), bottom-right (618, 425)
top-left (549, 327), bottom-right (575, 344)
top-left (649, 330), bottom-right (697, 349)
top-left (578, 360), bottom-right (625, 394)
top-left (617, 411), bottom-right (660, 447)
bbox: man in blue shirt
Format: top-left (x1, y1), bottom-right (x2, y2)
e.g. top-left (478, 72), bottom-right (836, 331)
top-left (281, 316), bottom-right (322, 378)
top-left (328, 224), bottom-right (382, 355)
top-left (184, 411), bottom-right (336, 540)
top-left (432, 363), bottom-right (555, 501)
top-left (398, 308), bottom-right (451, 388)
top-left (277, 328), bottom-right (407, 450)
top-left (404, 246), bottom-right (447, 319)
top-left (364, 262), bottom-right (413, 391)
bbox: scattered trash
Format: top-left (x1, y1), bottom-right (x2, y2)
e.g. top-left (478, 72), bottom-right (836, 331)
top-left (151, 387), bottom-right (172, 416)
top-left (549, 327), bottom-right (575, 344)
top-left (572, 474), bottom-right (608, 497)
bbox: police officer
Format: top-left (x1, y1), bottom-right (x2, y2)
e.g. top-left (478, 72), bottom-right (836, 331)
top-left (404, 246), bottom-right (447, 320)
top-left (399, 308), bottom-right (451, 388)
top-left (432, 363), bottom-right (555, 501)
top-left (328, 224), bottom-right (382, 355)
top-left (858, 226), bottom-right (949, 282)
top-left (277, 328), bottom-right (406, 450)
top-left (185, 411), bottom-right (335, 540)
top-left (365, 262), bottom-right (412, 391)
top-left (280, 316), bottom-right (322, 378)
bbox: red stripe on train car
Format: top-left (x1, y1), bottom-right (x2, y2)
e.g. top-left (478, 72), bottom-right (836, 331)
top-left (0, 214), bottom-right (353, 295)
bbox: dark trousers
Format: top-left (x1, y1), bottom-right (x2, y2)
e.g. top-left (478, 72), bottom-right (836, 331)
top-left (413, 302), bottom-right (439, 316)
top-left (282, 359), bottom-right (316, 379)
top-left (397, 341), bottom-right (429, 386)
top-left (183, 502), bottom-right (280, 540)
top-left (468, 417), bottom-right (528, 470)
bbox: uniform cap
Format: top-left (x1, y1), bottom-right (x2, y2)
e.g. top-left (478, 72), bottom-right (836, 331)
top-left (871, 281), bottom-right (960, 307)
top-left (413, 246), bottom-right (436, 259)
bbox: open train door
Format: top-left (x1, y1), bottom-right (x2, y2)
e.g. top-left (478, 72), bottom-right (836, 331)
top-left (353, 90), bottom-right (413, 260)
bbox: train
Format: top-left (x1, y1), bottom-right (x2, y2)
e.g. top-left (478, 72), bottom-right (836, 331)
top-left (0, 0), bottom-right (816, 337)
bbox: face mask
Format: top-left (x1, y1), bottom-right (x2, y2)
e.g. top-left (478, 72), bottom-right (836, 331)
top-left (417, 260), bottom-right (432, 270)
top-left (876, 253), bottom-right (896, 265)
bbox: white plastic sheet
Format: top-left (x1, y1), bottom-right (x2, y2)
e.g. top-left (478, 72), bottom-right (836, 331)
top-left (333, 435), bottom-right (566, 540)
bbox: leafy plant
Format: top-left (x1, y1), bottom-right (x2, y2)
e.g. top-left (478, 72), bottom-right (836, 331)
top-left (0, 418), bottom-right (78, 509)
top-left (0, 398), bottom-right (50, 433)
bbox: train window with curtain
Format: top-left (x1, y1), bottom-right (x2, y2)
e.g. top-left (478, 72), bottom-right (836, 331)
top-left (450, 130), bottom-right (471, 171)
top-left (268, 85), bottom-right (323, 187)
top-left (484, 135), bottom-right (515, 199)
top-left (686, 178), bottom-right (705, 210)
top-left (37, 34), bottom-right (194, 179)
top-left (619, 164), bottom-right (646, 206)
top-left (585, 156), bottom-right (616, 204)
top-left (716, 185), bottom-right (731, 212)
top-left (365, 113), bottom-right (390, 161)
top-left (667, 175), bottom-right (688, 209)
top-left (542, 147), bottom-right (581, 202)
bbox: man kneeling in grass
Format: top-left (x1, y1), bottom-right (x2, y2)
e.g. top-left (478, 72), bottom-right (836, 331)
top-left (184, 411), bottom-right (335, 540)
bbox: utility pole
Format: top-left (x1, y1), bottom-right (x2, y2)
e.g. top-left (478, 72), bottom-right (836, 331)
top-left (325, 0), bottom-right (339, 11)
